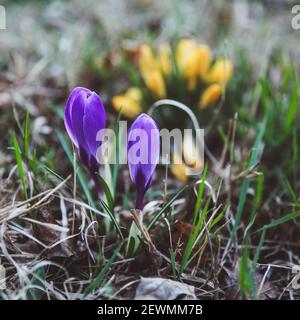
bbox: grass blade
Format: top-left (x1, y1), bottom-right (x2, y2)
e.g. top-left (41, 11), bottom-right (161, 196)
top-left (147, 185), bottom-right (188, 231)
top-left (256, 211), bottom-right (300, 233)
top-left (84, 244), bottom-right (122, 295)
top-left (12, 133), bottom-right (28, 199)
top-left (111, 112), bottom-right (122, 196)
top-left (96, 173), bottom-right (114, 213)
top-left (99, 198), bottom-right (124, 240)
top-left (23, 110), bottom-right (30, 158)
top-left (56, 129), bottom-right (95, 208)
top-left (230, 116), bottom-right (267, 240)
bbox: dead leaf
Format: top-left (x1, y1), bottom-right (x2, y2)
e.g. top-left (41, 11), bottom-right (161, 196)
top-left (135, 277), bottom-right (196, 300)
top-left (33, 206), bottom-right (74, 258)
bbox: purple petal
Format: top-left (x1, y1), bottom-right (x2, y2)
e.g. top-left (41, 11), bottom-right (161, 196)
top-left (70, 91), bottom-right (90, 157)
top-left (83, 92), bottom-right (106, 161)
top-left (64, 87), bottom-right (90, 148)
top-left (127, 113), bottom-right (160, 209)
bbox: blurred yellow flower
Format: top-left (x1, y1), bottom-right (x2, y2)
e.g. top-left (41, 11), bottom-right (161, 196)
top-left (176, 39), bottom-right (212, 91)
top-left (144, 70), bottom-right (166, 99)
top-left (171, 136), bottom-right (203, 182)
top-left (139, 44), bottom-right (159, 75)
top-left (159, 43), bottom-right (172, 76)
top-left (112, 87), bottom-right (142, 118)
top-left (204, 58), bottom-right (233, 85)
top-left (171, 156), bottom-right (203, 182)
top-left (176, 39), bottom-right (195, 68)
top-left (126, 87), bottom-right (143, 102)
top-left (171, 159), bottom-right (188, 182)
top-left (129, 40), bottom-right (232, 114)
top-left (182, 134), bottom-right (202, 168)
top-left (197, 45), bottom-right (212, 77)
top-left (199, 83), bottom-right (223, 109)
top-left (138, 44), bottom-right (167, 98)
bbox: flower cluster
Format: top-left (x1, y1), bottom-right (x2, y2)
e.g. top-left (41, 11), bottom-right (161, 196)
top-left (112, 39), bottom-right (233, 117)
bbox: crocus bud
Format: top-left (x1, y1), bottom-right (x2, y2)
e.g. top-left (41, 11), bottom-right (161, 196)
top-left (127, 114), bottom-right (160, 210)
top-left (64, 87), bottom-right (106, 190)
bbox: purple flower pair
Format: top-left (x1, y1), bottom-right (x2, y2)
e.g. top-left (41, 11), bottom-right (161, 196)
top-left (64, 87), bottom-right (160, 210)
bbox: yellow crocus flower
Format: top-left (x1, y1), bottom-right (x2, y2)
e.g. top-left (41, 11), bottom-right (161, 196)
top-left (171, 137), bottom-right (203, 182)
top-left (126, 87), bottom-right (143, 102)
top-left (171, 162), bottom-right (188, 182)
top-left (176, 39), bottom-right (198, 89)
top-left (182, 134), bottom-right (203, 169)
top-left (112, 87), bottom-right (143, 118)
top-left (176, 39), bottom-right (196, 68)
top-left (176, 39), bottom-right (212, 91)
top-left (197, 45), bottom-right (212, 77)
top-left (144, 70), bottom-right (166, 98)
top-left (139, 44), bottom-right (159, 76)
top-left (159, 43), bottom-right (172, 76)
top-left (138, 44), bottom-right (167, 98)
top-left (204, 58), bottom-right (233, 85)
top-left (171, 157), bottom-right (203, 182)
top-left (199, 83), bottom-right (223, 109)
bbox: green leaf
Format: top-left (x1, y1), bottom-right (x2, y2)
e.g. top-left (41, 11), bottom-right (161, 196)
top-left (239, 245), bottom-right (257, 299)
top-left (180, 197), bottom-right (210, 273)
top-left (96, 173), bottom-right (114, 213)
top-left (284, 69), bottom-right (299, 131)
top-left (252, 228), bottom-right (266, 266)
top-left (12, 133), bottom-right (28, 199)
top-left (23, 110), bottom-right (30, 158)
top-left (99, 198), bottom-right (124, 240)
top-left (125, 222), bottom-right (141, 257)
top-left (112, 112), bottom-right (122, 195)
top-left (27, 267), bottom-right (45, 300)
top-left (179, 166), bottom-right (209, 273)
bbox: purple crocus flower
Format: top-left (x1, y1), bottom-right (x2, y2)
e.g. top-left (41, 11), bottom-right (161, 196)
top-left (64, 87), bottom-right (106, 192)
top-left (127, 114), bottom-right (160, 210)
